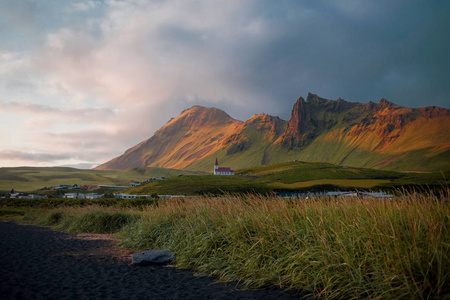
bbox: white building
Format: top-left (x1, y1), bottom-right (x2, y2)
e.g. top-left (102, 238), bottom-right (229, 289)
top-left (114, 193), bottom-right (137, 199)
top-left (85, 193), bottom-right (102, 199)
top-left (64, 193), bottom-right (85, 199)
top-left (18, 194), bottom-right (46, 200)
top-left (213, 158), bottom-right (234, 176)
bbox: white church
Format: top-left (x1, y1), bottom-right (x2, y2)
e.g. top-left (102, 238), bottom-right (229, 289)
top-left (214, 158), bottom-right (234, 176)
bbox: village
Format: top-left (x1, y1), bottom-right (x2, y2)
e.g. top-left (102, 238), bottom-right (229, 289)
top-left (2, 177), bottom-right (186, 200)
top-left (1, 159), bottom-right (394, 200)
top-left (2, 159), bottom-right (235, 200)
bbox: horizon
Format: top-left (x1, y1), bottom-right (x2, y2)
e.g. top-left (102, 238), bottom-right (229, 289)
top-left (1, 1), bottom-right (449, 168)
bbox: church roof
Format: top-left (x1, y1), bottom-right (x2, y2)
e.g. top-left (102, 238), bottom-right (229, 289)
top-left (216, 167), bottom-right (234, 172)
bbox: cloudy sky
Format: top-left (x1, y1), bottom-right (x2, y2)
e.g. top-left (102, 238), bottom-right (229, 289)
top-left (1, 0), bottom-right (449, 168)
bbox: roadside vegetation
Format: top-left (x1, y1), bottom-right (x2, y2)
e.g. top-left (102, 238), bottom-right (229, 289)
top-left (3, 190), bottom-right (448, 299)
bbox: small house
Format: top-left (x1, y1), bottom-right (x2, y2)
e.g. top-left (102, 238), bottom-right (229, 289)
top-left (64, 192), bottom-right (85, 199)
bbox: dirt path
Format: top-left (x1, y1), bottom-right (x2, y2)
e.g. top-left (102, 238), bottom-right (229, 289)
top-left (0, 220), bottom-right (308, 300)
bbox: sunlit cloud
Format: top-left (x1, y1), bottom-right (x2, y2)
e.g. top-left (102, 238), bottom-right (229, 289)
top-left (0, 150), bottom-right (74, 163)
top-left (1, 101), bottom-right (115, 121)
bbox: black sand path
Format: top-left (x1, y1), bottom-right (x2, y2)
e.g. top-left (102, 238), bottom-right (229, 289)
top-left (0, 220), bottom-right (309, 299)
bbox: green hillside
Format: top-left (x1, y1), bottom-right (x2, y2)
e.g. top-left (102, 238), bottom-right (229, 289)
top-left (130, 161), bottom-right (450, 195)
top-left (2, 161), bottom-right (447, 195)
top-left (97, 94), bottom-right (450, 173)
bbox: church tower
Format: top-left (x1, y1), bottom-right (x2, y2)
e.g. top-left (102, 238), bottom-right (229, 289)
top-left (214, 158), bottom-right (234, 176)
top-left (214, 158), bottom-right (219, 170)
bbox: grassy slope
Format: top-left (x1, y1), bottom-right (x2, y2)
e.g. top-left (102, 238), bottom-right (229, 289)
top-left (3, 161), bottom-right (448, 194)
top-left (298, 115), bottom-right (450, 172)
top-left (0, 167), bottom-right (205, 192)
top-left (129, 175), bottom-right (271, 195)
top-left (185, 118), bottom-right (278, 171)
top-left (188, 107), bottom-right (450, 173)
top-left (131, 161), bottom-right (450, 195)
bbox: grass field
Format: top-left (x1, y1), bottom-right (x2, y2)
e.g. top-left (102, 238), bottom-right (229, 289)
top-left (0, 167), bottom-right (205, 192)
top-left (269, 179), bottom-right (392, 189)
top-left (1, 161), bottom-right (448, 195)
top-left (130, 161), bottom-right (449, 195)
top-left (7, 191), bottom-right (449, 299)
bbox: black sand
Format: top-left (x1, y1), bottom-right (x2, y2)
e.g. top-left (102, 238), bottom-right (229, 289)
top-left (0, 221), bottom-right (310, 299)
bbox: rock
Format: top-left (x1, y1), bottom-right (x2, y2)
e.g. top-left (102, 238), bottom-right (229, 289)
top-left (131, 250), bottom-right (175, 266)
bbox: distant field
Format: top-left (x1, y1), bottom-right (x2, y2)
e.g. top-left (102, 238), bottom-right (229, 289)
top-left (269, 179), bottom-right (392, 189)
top-left (130, 161), bottom-right (449, 195)
top-left (0, 167), bottom-right (205, 192)
top-left (1, 161), bottom-right (448, 194)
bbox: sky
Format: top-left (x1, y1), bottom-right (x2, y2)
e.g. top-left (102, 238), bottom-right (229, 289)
top-left (0, 0), bottom-right (449, 168)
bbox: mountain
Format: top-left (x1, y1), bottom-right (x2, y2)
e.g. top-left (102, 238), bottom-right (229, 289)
top-left (95, 93), bottom-right (450, 172)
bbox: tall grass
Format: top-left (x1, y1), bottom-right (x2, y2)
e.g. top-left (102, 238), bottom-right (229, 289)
top-left (29, 206), bottom-right (140, 234)
top-left (23, 192), bottom-right (449, 299)
top-left (119, 193), bottom-right (449, 299)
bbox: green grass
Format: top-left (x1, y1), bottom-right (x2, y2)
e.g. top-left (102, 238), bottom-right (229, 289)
top-left (0, 197), bottom-right (159, 209)
top-left (2, 161), bottom-right (448, 196)
top-left (129, 161), bottom-right (449, 195)
top-left (0, 166), bottom-right (206, 192)
top-left (129, 175), bottom-right (271, 195)
top-left (270, 178), bottom-right (391, 189)
top-left (0, 207), bottom-right (27, 219)
top-left (28, 207), bottom-right (140, 234)
top-left (382, 148), bottom-right (450, 172)
top-left (19, 192), bottom-right (449, 299)
top-left (237, 161), bottom-right (402, 183)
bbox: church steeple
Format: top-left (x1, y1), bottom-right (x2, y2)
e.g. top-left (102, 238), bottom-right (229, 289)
top-left (213, 157), bottom-right (234, 176)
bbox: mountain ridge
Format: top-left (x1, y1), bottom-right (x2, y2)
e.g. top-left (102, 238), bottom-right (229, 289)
top-left (95, 93), bottom-right (450, 172)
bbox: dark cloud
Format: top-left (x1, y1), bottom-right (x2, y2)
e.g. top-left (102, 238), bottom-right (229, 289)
top-left (225, 0), bottom-right (450, 113)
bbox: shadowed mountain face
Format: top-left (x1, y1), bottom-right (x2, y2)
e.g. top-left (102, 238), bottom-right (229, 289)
top-left (96, 94), bottom-right (450, 172)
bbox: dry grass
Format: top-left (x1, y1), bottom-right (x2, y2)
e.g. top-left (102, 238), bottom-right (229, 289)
top-left (24, 192), bottom-right (450, 299)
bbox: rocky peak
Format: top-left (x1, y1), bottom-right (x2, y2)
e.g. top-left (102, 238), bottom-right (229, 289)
top-left (290, 97), bottom-right (312, 129)
top-left (157, 105), bottom-right (239, 137)
top-left (306, 93), bottom-right (328, 104)
top-left (418, 106), bottom-right (450, 118)
top-left (365, 101), bottom-right (376, 110)
top-left (378, 98), bottom-right (395, 109)
top-left (174, 106), bottom-right (235, 127)
top-left (247, 113), bottom-right (280, 123)
top-left (278, 96), bottom-right (314, 145)
top-left (245, 113), bottom-right (286, 138)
